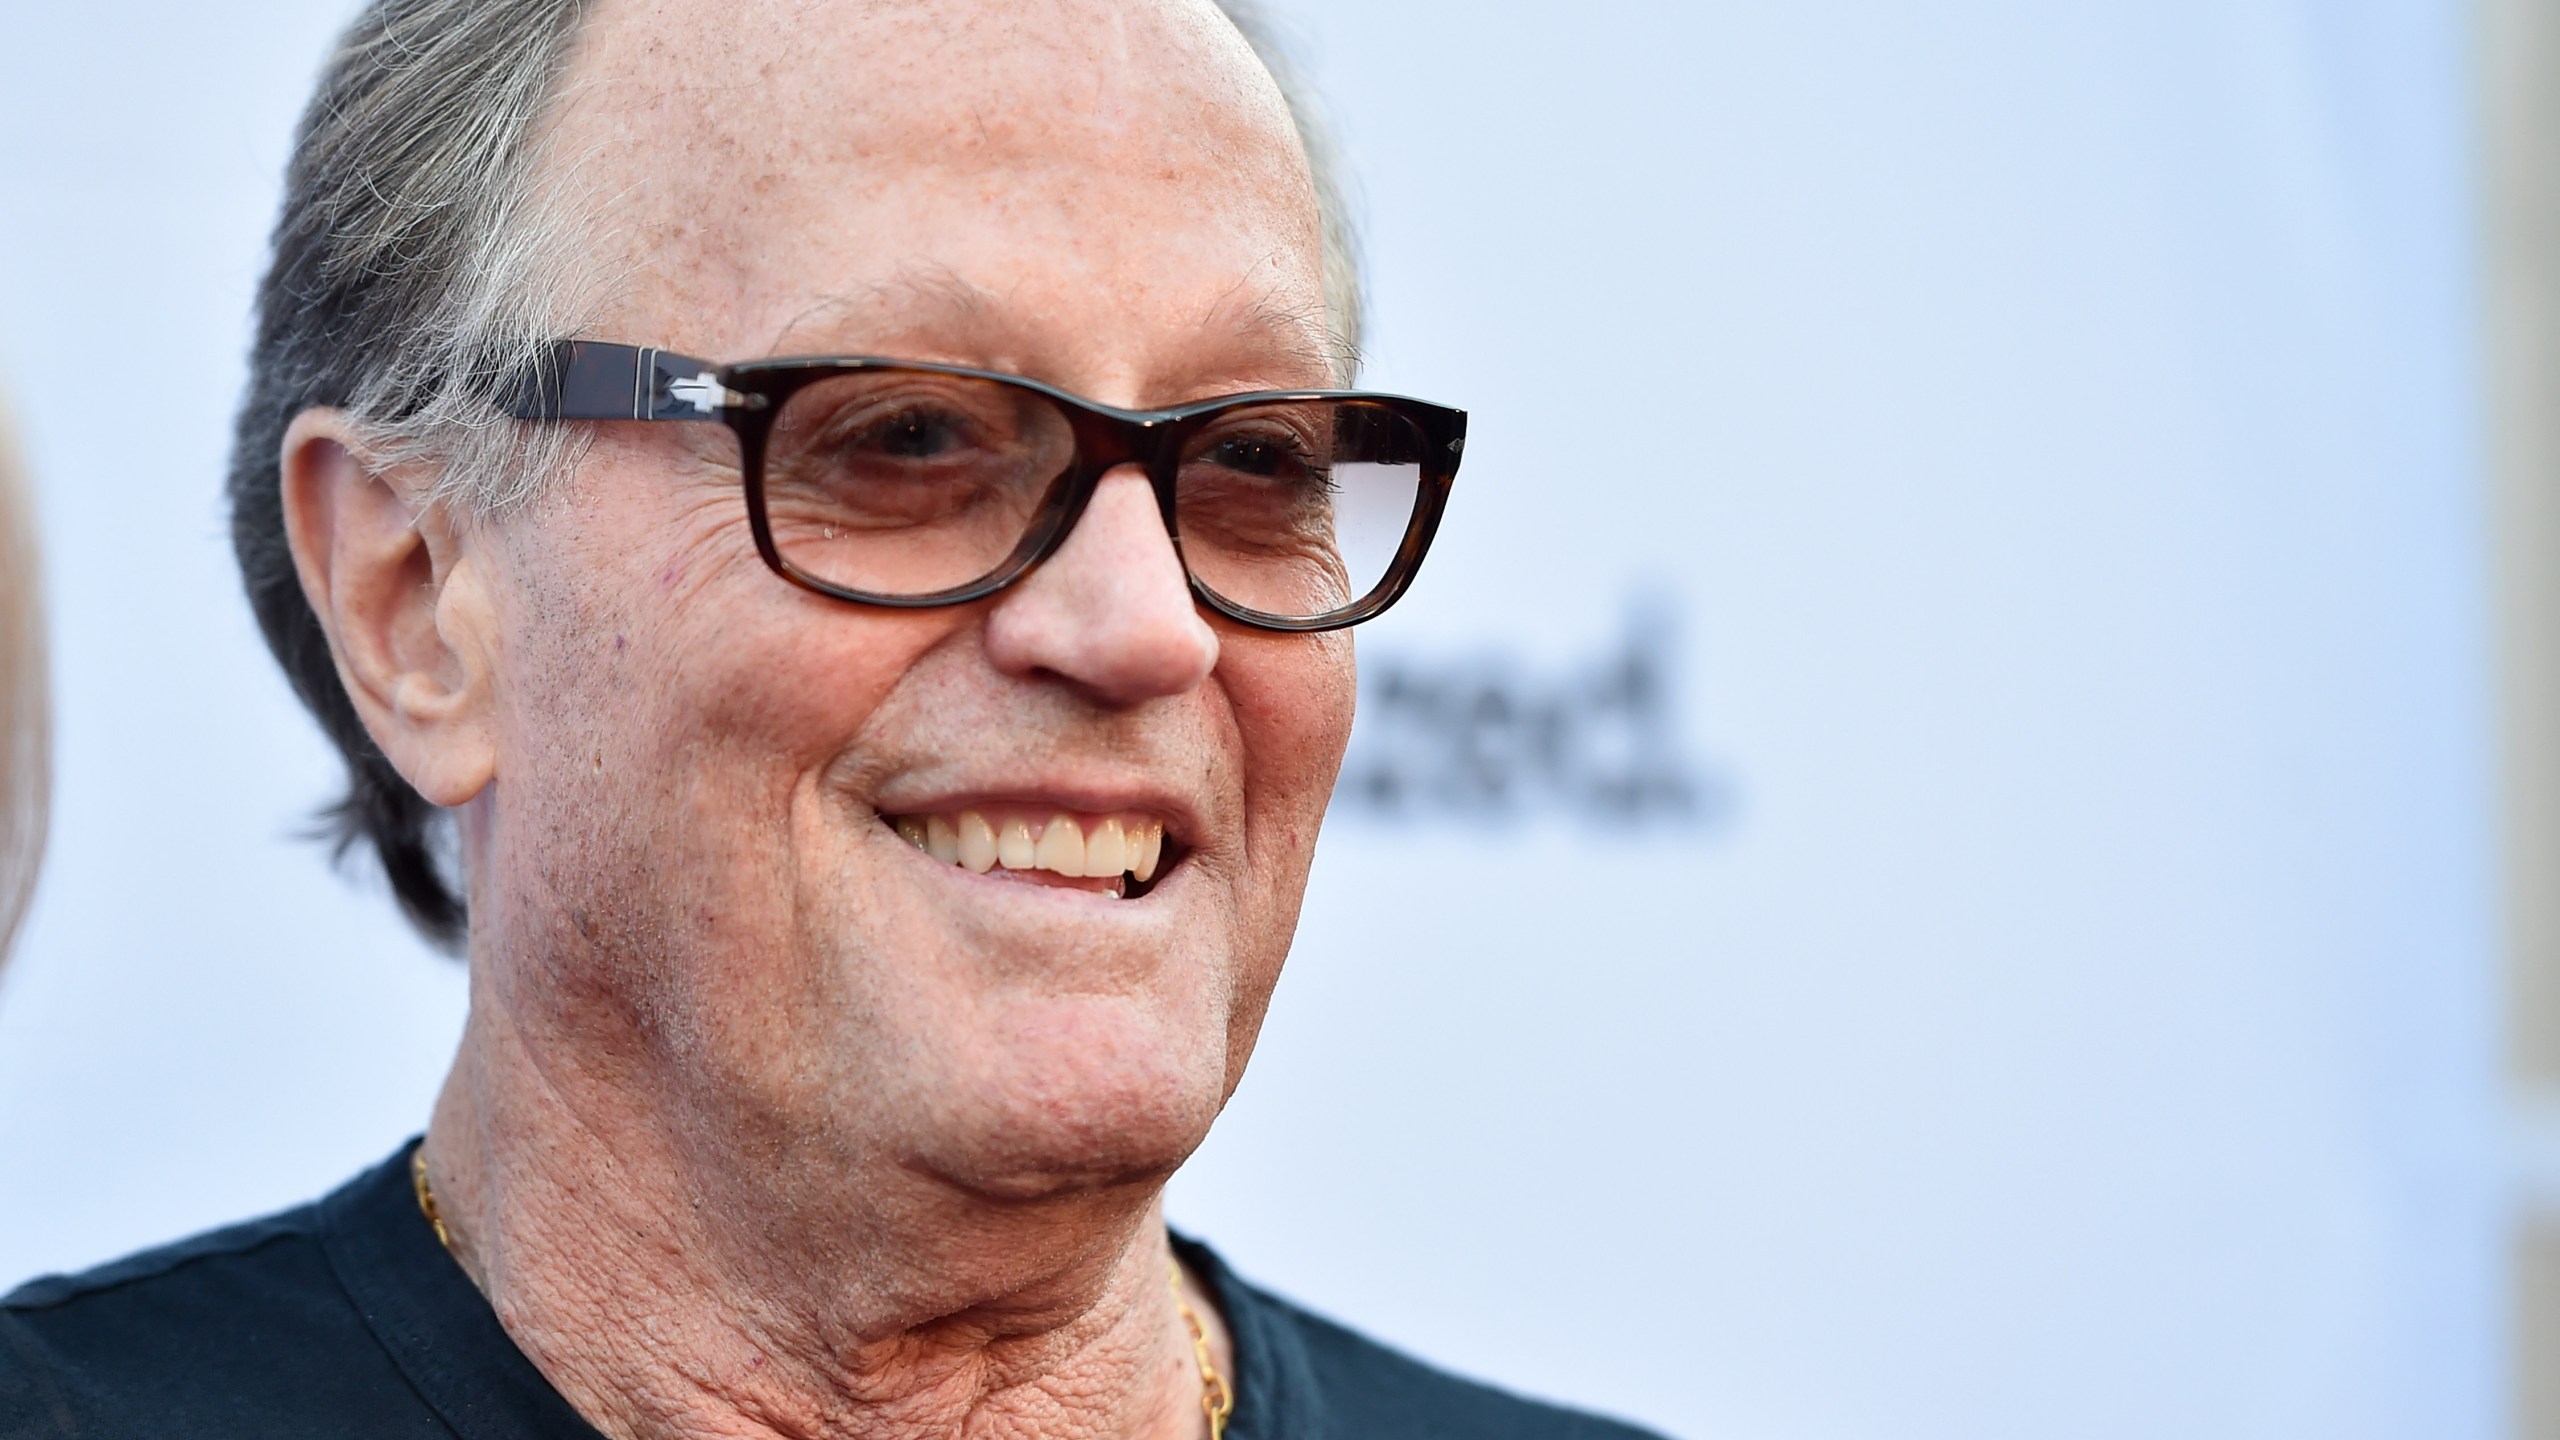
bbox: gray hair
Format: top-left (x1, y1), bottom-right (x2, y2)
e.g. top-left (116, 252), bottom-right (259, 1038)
top-left (227, 0), bottom-right (1366, 950)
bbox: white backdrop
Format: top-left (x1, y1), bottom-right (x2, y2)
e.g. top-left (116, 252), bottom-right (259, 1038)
top-left (0, 4), bottom-right (2495, 1438)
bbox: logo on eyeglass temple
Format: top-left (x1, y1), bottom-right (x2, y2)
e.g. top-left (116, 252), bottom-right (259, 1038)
top-left (667, 372), bottom-right (727, 415)
top-left (1336, 595), bottom-right (1727, 827)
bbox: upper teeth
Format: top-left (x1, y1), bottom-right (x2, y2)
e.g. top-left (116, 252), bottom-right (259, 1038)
top-left (892, 811), bottom-right (1166, 883)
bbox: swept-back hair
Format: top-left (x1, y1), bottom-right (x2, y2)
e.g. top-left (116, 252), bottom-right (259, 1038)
top-left (227, 0), bottom-right (1363, 951)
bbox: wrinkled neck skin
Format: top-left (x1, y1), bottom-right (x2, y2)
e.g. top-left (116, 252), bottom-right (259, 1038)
top-left (421, 820), bottom-right (1229, 1440)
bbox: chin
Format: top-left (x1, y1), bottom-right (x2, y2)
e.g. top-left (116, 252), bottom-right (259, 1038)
top-left (911, 1001), bottom-right (1231, 1203)
top-left (918, 1114), bottom-right (1215, 1204)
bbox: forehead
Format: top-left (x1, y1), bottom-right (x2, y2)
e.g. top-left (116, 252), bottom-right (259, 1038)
top-left (541, 0), bottom-right (1333, 392)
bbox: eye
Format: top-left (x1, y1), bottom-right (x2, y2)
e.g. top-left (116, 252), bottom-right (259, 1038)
top-left (1211, 436), bottom-right (1292, 475)
top-left (851, 406), bottom-right (973, 461)
top-left (1200, 429), bottom-right (1328, 487)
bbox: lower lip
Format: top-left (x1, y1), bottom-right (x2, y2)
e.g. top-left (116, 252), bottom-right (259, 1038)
top-left (965, 865), bottom-right (1125, 897)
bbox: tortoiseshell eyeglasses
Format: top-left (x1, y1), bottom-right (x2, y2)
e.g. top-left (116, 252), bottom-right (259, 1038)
top-left (506, 342), bottom-right (1466, 632)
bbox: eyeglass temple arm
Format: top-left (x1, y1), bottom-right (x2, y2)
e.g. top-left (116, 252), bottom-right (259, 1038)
top-left (505, 341), bottom-right (742, 420)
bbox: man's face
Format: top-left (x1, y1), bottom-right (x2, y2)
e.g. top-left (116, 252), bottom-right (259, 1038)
top-left (460, 0), bottom-right (1351, 1206)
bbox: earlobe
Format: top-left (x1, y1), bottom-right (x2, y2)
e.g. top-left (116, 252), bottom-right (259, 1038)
top-left (279, 410), bottom-right (498, 809)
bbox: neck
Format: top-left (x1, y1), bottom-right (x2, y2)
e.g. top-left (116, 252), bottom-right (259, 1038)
top-left (421, 999), bottom-right (1231, 1440)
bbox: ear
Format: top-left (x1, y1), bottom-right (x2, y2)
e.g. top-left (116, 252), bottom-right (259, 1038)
top-left (280, 410), bottom-right (498, 809)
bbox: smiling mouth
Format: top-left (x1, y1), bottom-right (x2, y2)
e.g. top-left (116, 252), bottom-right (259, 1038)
top-left (885, 810), bottom-right (1175, 898)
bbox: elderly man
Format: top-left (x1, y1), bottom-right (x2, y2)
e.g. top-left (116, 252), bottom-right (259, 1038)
top-left (0, 1), bottom-right (1656, 1436)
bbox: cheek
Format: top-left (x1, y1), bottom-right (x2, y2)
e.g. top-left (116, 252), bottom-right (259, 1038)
top-left (1203, 632), bottom-right (1352, 1085)
top-left (480, 482), bottom-right (976, 948)
top-left (1224, 628), bottom-right (1356, 853)
top-left (475, 491), bottom-right (970, 1033)
top-left (495, 459), bottom-right (954, 783)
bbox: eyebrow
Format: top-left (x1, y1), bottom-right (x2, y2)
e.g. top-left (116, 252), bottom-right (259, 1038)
top-left (761, 264), bottom-right (1342, 394)
top-left (1222, 288), bottom-right (1341, 381)
top-left (765, 267), bottom-right (998, 356)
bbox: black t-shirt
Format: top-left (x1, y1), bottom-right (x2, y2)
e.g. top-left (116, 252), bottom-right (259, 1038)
top-left (0, 1143), bottom-right (1663, 1439)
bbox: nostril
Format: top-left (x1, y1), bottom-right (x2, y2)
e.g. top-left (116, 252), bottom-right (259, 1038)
top-left (981, 481), bottom-right (1219, 702)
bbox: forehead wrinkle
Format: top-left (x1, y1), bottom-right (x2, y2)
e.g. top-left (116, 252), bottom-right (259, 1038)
top-left (756, 267), bottom-right (1329, 400)
top-left (571, 0), bottom-right (1296, 184)
top-left (765, 268), bottom-right (1001, 356)
top-left (553, 2), bottom-right (1330, 390)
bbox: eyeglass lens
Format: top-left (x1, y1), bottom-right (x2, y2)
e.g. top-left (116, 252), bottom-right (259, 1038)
top-left (760, 371), bottom-right (1426, 621)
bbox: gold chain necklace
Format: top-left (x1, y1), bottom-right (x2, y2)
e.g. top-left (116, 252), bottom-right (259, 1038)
top-left (411, 1150), bottom-right (1234, 1438)
top-left (410, 1149), bottom-right (452, 1250)
top-left (1169, 1259), bottom-right (1235, 1440)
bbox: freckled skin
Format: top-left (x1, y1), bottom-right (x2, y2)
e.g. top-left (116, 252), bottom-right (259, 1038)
top-left (286, 0), bottom-right (1358, 1435)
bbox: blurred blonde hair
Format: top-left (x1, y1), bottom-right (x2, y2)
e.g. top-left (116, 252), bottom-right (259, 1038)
top-left (0, 401), bottom-right (45, 962)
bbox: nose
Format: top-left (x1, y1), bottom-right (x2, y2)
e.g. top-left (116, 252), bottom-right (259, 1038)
top-left (981, 466), bottom-right (1219, 705)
